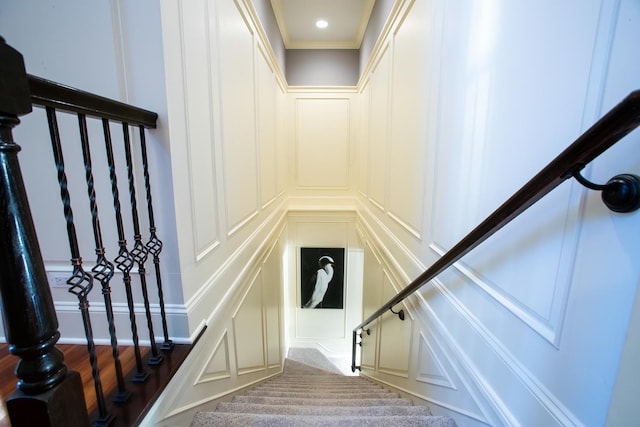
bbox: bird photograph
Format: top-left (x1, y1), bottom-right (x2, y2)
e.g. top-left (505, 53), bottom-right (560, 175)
top-left (300, 248), bottom-right (344, 309)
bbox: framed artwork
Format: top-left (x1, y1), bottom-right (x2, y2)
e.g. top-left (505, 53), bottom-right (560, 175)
top-left (300, 247), bottom-right (345, 309)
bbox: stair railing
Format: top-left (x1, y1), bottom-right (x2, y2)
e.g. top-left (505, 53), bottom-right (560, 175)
top-left (0, 36), bottom-right (173, 426)
top-left (352, 89), bottom-right (640, 372)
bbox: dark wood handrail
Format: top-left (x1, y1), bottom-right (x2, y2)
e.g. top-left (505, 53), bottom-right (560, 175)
top-left (352, 89), bottom-right (640, 371)
top-left (28, 75), bottom-right (158, 128)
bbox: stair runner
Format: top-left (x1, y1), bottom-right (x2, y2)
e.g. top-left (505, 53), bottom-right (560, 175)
top-left (190, 350), bottom-right (457, 426)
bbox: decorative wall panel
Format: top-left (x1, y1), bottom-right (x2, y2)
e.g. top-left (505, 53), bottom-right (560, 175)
top-left (426, 0), bottom-right (595, 344)
top-left (233, 273), bottom-right (266, 374)
top-left (360, 241), bottom-right (383, 369)
top-left (377, 272), bottom-right (411, 376)
top-left (295, 98), bottom-right (350, 189)
top-left (257, 45), bottom-right (279, 208)
top-left (181, 0), bottom-right (219, 259)
top-left (276, 85), bottom-right (287, 195)
top-left (387, 0), bottom-right (430, 238)
top-left (217, 0), bottom-right (259, 235)
top-left (366, 44), bottom-right (391, 209)
top-left (416, 332), bottom-right (454, 389)
top-left (263, 245), bottom-right (282, 368)
top-left (357, 84), bottom-right (370, 196)
top-left (196, 331), bottom-right (231, 384)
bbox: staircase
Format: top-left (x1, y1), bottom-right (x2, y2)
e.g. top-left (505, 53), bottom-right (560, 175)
top-left (190, 349), bottom-right (456, 426)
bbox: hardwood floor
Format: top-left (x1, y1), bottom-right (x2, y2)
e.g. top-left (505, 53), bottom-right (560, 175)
top-left (1, 341), bottom-right (193, 426)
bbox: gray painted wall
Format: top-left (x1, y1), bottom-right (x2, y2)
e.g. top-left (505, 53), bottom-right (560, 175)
top-left (253, 0), bottom-right (392, 86)
top-left (359, 0), bottom-right (395, 75)
top-left (286, 49), bottom-right (359, 86)
top-left (252, 0), bottom-right (286, 75)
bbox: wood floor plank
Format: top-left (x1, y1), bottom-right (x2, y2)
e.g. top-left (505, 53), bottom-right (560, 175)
top-left (0, 342), bottom-right (192, 426)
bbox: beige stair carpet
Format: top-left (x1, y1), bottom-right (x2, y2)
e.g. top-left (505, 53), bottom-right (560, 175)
top-left (190, 348), bottom-right (456, 426)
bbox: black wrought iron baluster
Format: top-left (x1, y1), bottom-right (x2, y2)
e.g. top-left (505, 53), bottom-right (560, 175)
top-left (46, 107), bottom-right (114, 427)
top-left (138, 125), bottom-right (174, 352)
top-left (77, 114), bottom-right (131, 403)
top-left (102, 118), bottom-right (149, 382)
top-left (122, 122), bottom-right (163, 365)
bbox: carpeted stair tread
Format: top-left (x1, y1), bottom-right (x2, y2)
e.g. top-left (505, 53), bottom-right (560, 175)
top-left (255, 383), bottom-right (384, 390)
top-left (267, 375), bottom-right (373, 384)
top-left (244, 391), bottom-right (399, 399)
top-left (215, 402), bottom-right (435, 416)
top-left (190, 413), bottom-right (457, 427)
top-left (231, 395), bottom-right (415, 407)
top-left (189, 350), bottom-right (456, 426)
top-left (253, 386), bottom-right (385, 393)
top-left (264, 376), bottom-right (376, 382)
top-left (263, 379), bottom-right (373, 385)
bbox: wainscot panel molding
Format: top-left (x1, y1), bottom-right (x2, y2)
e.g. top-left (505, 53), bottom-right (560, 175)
top-left (184, 206), bottom-right (288, 338)
top-left (142, 223), bottom-right (286, 426)
top-left (365, 41), bottom-right (391, 210)
top-left (195, 331), bottom-right (231, 384)
top-left (376, 272), bottom-right (412, 377)
top-left (179, 0), bottom-right (221, 261)
top-left (416, 332), bottom-right (455, 390)
top-left (257, 43), bottom-right (280, 209)
top-left (217, 0), bottom-right (261, 237)
top-left (233, 271), bottom-right (267, 374)
top-left (386, 0), bottom-right (434, 241)
top-left (294, 97), bottom-right (351, 189)
top-left (357, 200), bottom-right (593, 426)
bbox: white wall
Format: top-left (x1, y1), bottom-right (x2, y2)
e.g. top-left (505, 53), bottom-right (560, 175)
top-left (355, 0), bottom-right (640, 426)
top-left (286, 89), bottom-right (359, 207)
top-left (144, 230), bottom-right (286, 426)
top-left (0, 0), bottom-right (187, 344)
top-left (141, 0), bottom-right (289, 423)
top-left (159, 0), bottom-right (288, 337)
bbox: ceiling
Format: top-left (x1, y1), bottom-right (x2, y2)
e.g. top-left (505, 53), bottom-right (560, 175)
top-left (270, 0), bottom-right (375, 49)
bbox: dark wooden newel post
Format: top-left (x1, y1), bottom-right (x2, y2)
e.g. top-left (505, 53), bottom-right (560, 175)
top-left (0, 36), bottom-right (89, 427)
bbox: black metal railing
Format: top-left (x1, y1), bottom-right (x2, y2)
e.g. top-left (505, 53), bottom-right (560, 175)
top-left (1, 37), bottom-right (174, 427)
top-left (35, 76), bottom-right (175, 424)
top-left (352, 89), bottom-right (640, 372)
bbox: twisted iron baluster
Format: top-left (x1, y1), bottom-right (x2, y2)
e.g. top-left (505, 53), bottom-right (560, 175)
top-left (122, 123), bottom-right (163, 365)
top-left (138, 125), bottom-right (173, 352)
top-left (46, 107), bottom-right (114, 427)
top-left (102, 119), bottom-right (149, 382)
top-left (78, 114), bottom-right (131, 403)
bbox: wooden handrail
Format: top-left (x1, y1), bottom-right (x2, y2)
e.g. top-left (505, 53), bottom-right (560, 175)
top-left (352, 89), bottom-right (640, 372)
top-left (28, 75), bottom-right (158, 128)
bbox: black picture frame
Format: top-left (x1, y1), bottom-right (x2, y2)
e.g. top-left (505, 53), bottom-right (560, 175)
top-left (300, 247), bottom-right (345, 309)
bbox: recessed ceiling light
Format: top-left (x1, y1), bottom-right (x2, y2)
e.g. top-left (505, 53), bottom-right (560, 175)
top-left (316, 19), bottom-right (328, 29)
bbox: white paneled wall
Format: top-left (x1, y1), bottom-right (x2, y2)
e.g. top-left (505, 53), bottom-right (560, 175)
top-left (366, 43), bottom-right (392, 210)
top-left (145, 232), bottom-right (286, 425)
top-left (216, 0), bottom-right (260, 236)
top-left (141, 0), bottom-right (289, 423)
top-left (161, 0), bottom-right (288, 335)
top-left (257, 45), bottom-right (280, 208)
top-left (287, 89), bottom-right (358, 207)
top-left (295, 98), bottom-right (350, 189)
top-left (179, 0), bottom-right (220, 260)
top-left (356, 0), bottom-right (640, 426)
